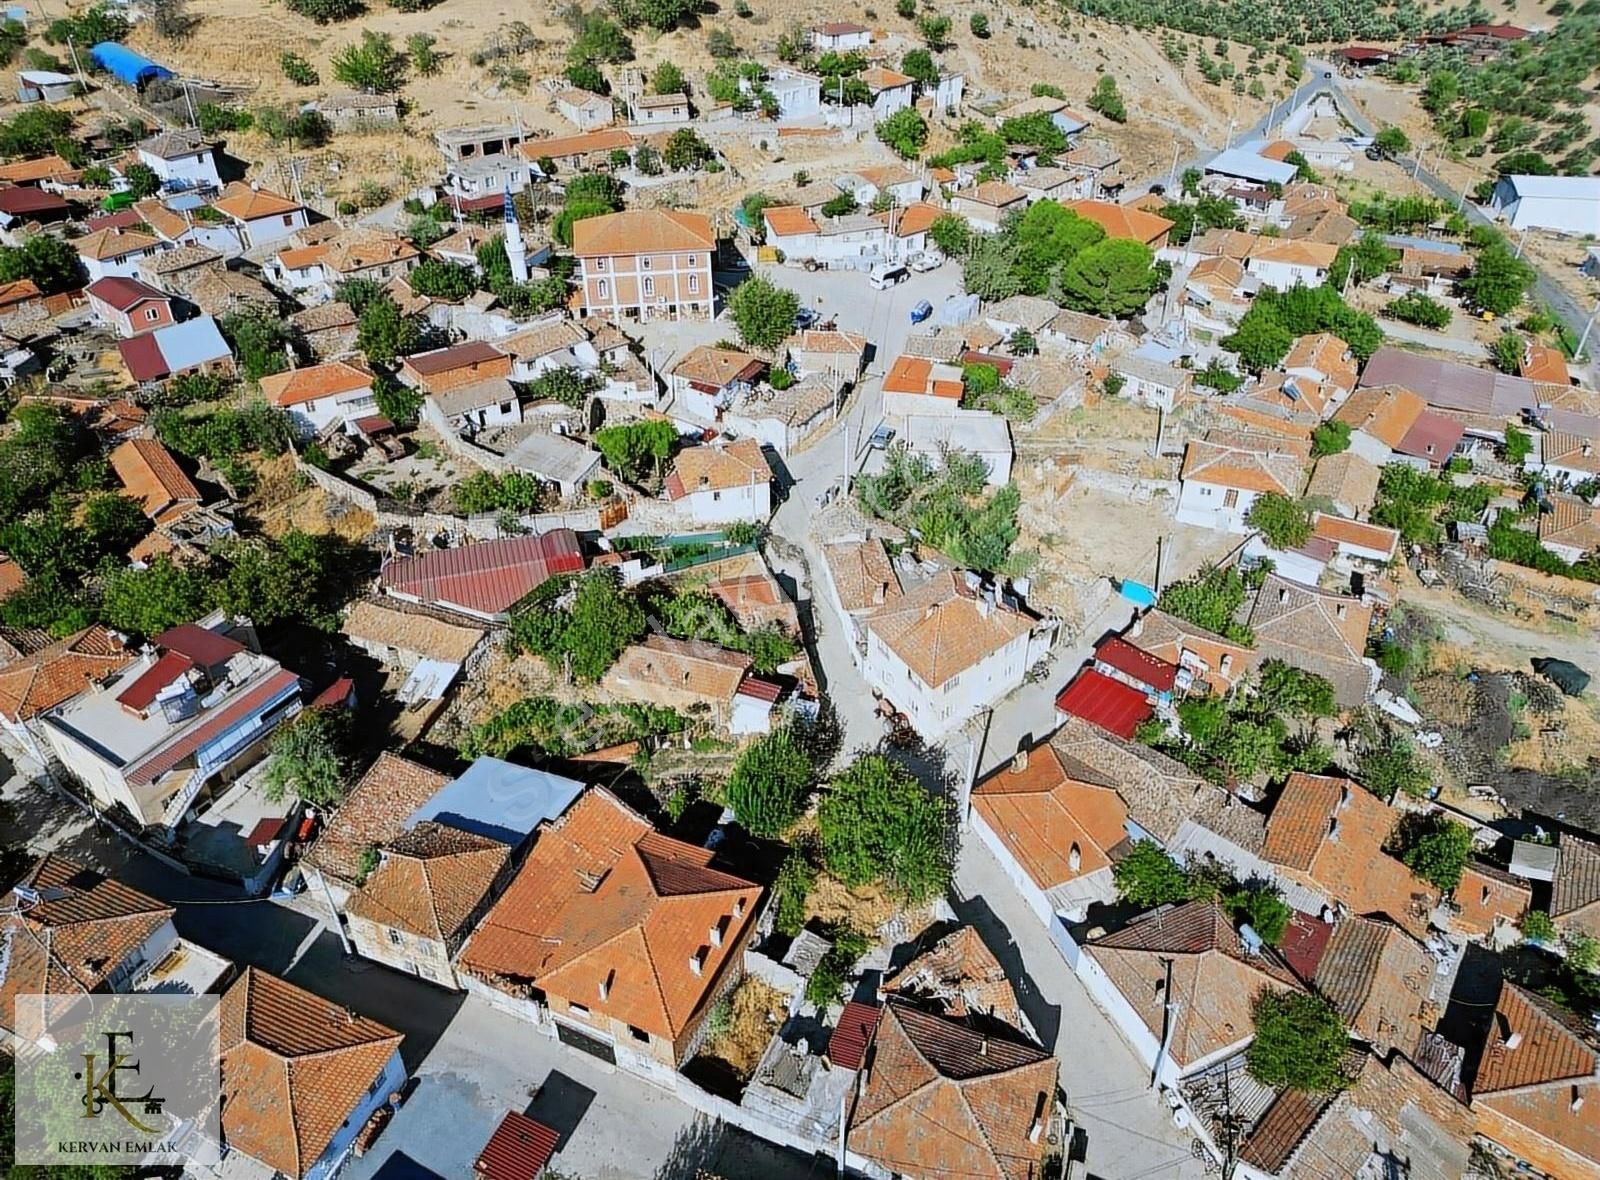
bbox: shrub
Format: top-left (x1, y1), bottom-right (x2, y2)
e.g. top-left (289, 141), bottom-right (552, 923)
top-left (1310, 419), bottom-right (1350, 458)
top-left (1226, 888), bottom-right (1291, 945)
top-left (1385, 292), bottom-right (1451, 329)
top-left (804, 927), bottom-right (869, 1007)
top-left (773, 851), bottom-right (816, 937)
top-left (1247, 493), bottom-right (1312, 550)
top-left (1112, 840), bottom-right (1191, 906)
top-left (969, 12), bottom-right (989, 36)
top-left (285, 0), bottom-right (363, 22)
top-left (1087, 74), bottom-right (1127, 122)
top-left (280, 51), bottom-right (319, 84)
top-left (818, 755), bottom-right (950, 903)
top-left (1247, 992), bottom-right (1351, 1093)
top-left (724, 728), bottom-right (813, 837)
top-left (1523, 910), bottom-right (1557, 943)
top-left (1395, 813), bottom-right (1474, 890)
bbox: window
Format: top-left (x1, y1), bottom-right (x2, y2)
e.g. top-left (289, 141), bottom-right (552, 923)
top-left (712, 490), bottom-right (721, 501)
top-left (641, 257), bottom-right (651, 270)
top-left (1223, 489), bottom-right (1239, 509)
top-left (387, 929), bottom-right (403, 947)
top-left (594, 258), bottom-right (607, 271)
top-left (643, 276), bottom-right (655, 297)
top-left (688, 273), bottom-right (699, 294)
top-left (597, 278), bottom-right (609, 298)
top-left (282, 214), bottom-right (294, 226)
top-left (144, 307), bottom-right (160, 321)
top-left (568, 1001), bottom-right (590, 1016)
top-left (629, 1025), bottom-right (650, 1043)
top-left (685, 255), bottom-right (696, 266)
top-left (499, 401), bottom-right (513, 414)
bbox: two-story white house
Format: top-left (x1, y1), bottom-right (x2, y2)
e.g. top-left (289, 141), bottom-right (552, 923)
top-left (861, 569), bottom-right (1056, 740)
top-left (667, 345), bottom-right (766, 423)
top-left (41, 615), bottom-right (302, 833)
top-left (1175, 433), bottom-right (1309, 534)
top-left (210, 182), bottom-right (310, 250)
top-left (259, 360), bottom-right (378, 436)
top-left (664, 438), bottom-right (773, 523)
top-left (135, 129), bottom-right (223, 192)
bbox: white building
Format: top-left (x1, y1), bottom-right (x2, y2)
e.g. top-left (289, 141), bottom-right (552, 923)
top-left (1107, 352), bottom-right (1192, 413)
top-left (882, 353), bottom-right (965, 418)
top-left (754, 70), bottom-right (822, 120)
top-left (1491, 175), bottom-right (1600, 236)
top-left (901, 410), bottom-right (1013, 485)
top-left (810, 20), bottom-right (872, 51)
top-left (555, 88), bottom-right (614, 130)
top-left (1243, 237), bottom-right (1339, 291)
top-left (135, 129), bottom-right (222, 192)
top-left (210, 183), bottom-right (309, 250)
top-left (629, 93), bottom-right (692, 126)
top-left (862, 67), bottom-right (915, 118)
top-left (761, 205), bottom-right (888, 268)
top-left (664, 437), bottom-right (773, 523)
top-left (835, 164), bottom-right (924, 207)
top-left (860, 570), bottom-right (1055, 740)
top-left (1175, 436), bottom-right (1307, 534)
top-left (258, 360), bottom-right (378, 436)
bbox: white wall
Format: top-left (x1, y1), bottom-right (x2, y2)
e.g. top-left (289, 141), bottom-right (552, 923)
top-left (239, 209), bottom-right (309, 250)
top-left (1175, 480), bottom-right (1259, 534)
top-left (863, 622), bottom-right (1034, 740)
top-left (871, 86), bottom-right (914, 119)
top-left (679, 481), bottom-right (771, 524)
top-left (139, 149), bottom-right (222, 190)
top-left (1246, 258), bottom-right (1329, 291)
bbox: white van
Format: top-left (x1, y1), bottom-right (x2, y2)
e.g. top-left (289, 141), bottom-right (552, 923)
top-left (868, 265), bottom-right (908, 290)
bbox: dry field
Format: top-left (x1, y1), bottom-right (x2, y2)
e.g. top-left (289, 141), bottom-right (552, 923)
top-left (80, 0), bottom-right (1284, 203)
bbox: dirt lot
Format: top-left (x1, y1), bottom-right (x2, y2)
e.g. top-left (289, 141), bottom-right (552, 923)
top-left (101, 0), bottom-right (1276, 205)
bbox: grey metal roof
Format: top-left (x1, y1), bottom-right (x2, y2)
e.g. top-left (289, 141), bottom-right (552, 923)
top-left (405, 755), bottom-right (584, 845)
top-left (153, 316), bottom-right (230, 371)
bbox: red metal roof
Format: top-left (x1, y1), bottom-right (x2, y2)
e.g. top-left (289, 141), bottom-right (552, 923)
top-left (1095, 636), bottom-right (1178, 693)
top-left (118, 332), bottom-right (168, 382)
top-left (85, 208), bottom-right (145, 232)
top-left (960, 351), bottom-right (1015, 376)
top-left (128, 668), bottom-right (301, 787)
top-left (115, 650), bottom-right (193, 711)
top-left (474, 1111), bottom-right (559, 1180)
top-left (311, 675), bottom-right (355, 709)
top-left (0, 186), bottom-right (70, 217)
top-left (1395, 412), bottom-right (1466, 468)
top-left (380, 531), bottom-right (584, 618)
top-left (155, 623), bottom-right (245, 668)
top-left (735, 675), bottom-right (783, 703)
top-left (86, 275), bottom-right (169, 312)
top-left (1278, 910), bottom-right (1334, 984)
top-left (244, 817), bottom-right (288, 846)
top-left (404, 339), bottom-right (506, 376)
top-left (827, 1000), bottom-right (880, 1070)
top-left (1053, 669), bottom-right (1153, 739)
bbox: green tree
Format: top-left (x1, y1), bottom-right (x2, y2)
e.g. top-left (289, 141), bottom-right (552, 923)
top-left (636, 0), bottom-right (696, 30)
top-left (262, 707), bottom-right (351, 806)
top-left (1226, 887), bottom-right (1291, 945)
top-left (405, 258), bottom-right (478, 300)
top-left (876, 107), bottom-right (928, 159)
top-left (1396, 814), bottom-right (1473, 890)
top-left (356, 293), bottom-right (420, 364)
top-left (725, 727), bottom-right (813, 837)
top-left (929, 212), bottom-right (971, 258)
top-left (1461, 244), bottom-right (1535, 316)
top-left (1087, 74), bottom-right (1127, 122)
top-left (280, 51), bottom-right (319, 84)
top-left (0, 106), bottom-right (74, 158)
top-left (1247, 992), bottom-right (1351, 1093)
top-left (1112, 840), bottom-right (1191, 906)
top-left (1255, 660), bottom-right (1336, 718)
top-left (332, 29), bottom-right (404, 92)
top-left (1247, 493), bottom-right (1312, 549)
top-left (100, 557), bottom-right (214, 637)
top-left (968, 11), bottom-right (989, 37)
top-left (818, 755), bottom-right (951, 903)
top-left (727, 275), bottom-right (800, 350)
top-left (652, 61), bottom-right (685, 94)
top-left (1503, 424), bottom-right (1533, 465)
top-left (1385, 292), bottom-right (1451, 329)
top-left (1058, 238), bottom-right (1158, 318)
top-left (564, 60), bottom-right (608, 94)
top-left (901, 48), bottom-right (938, 87)
top-left (773, 851), bottom-right (816, 937)
top-left (1310, 419), bottom-right (1351, 458)
top-left (123, 162), bottom-right (161, 198)
top-left (917, 12), bottom-right (951, 48)
top-left (1491, 329), bottom-right (1525, 374)
top-left (1374, 126), bottom-right (1411, 158)
top-left (594, 419), bottom-right (678, 483)
top-left (1330, 233), bottom-right (1401, 289)
top-left (285, 0), bottom-right (363, 21)
top-left (662, 127), bottom-right (713, 171)
top-left (1357, 732), bottom-right (1430, 799)
top-left (567, 9), bottom-right (633, 61)
top-left (219, 308), bottom-right (291, 381)
top-left (820, 192), bottom-right (858, 218)
top-left (407, 32), bottom-right (439, 75)
top-left (216, 530), bottom-right (356, 630)
top-left (1157, 564), bottom-right (1254, 644)
top-left (373, 376), bottom-right (422, 426)
top-left (1224, 310), bottom-right (1296, 371)
top-left (0, 232), bottom-right (85, 295)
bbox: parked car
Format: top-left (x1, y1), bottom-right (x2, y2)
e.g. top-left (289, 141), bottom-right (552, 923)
top-left (869, 424), bottom-right (896, 449)
top-left (909, 254), bottom-right (940, 273)
top-left (909, 299), bottom-right (933, 324)
top-left (794, 307), bottom-right (820, 329)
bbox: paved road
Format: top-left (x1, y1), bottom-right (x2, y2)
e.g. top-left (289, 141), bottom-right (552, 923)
top-left (956, 839), bottom-right (1210, 1180)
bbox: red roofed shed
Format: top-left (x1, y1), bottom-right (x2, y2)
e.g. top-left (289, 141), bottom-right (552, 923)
top-left (474, 1111), bottom-right (560, 1180)
top-left (826, 1000), bottom-right (880, 1070)
top-left (380, 531), bottom-right (585, 621)
top-left (1054, 669), bottom-right (1153, 739)
top-left (1094, 636), bottom-right (1178, 694)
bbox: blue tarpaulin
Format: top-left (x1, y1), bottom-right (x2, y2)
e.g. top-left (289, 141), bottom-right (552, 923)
top-left (1118, 580), bottom-right (1157, 607)
top-left (89, 42), bottom-right (173, 88)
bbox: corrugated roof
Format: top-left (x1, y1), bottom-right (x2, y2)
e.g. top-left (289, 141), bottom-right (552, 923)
top-left (1095, 635), bottom-right (1177, 692)
top-left (827, 1000), bottom-right (880, 1069)
top-left (380, 531), bottom-right (584, 618)
top-left (1054, 668), bottom-right (1152, 739)
top-left (474, 1111), bottom-right (559, 1180)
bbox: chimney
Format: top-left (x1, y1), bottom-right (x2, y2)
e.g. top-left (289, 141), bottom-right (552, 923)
top-left (1574, 1087), bottom-right (1586, 1113)
top-left (924, 603), bottom-right (938, 621)
top-left (1335, 603), bottom-right (1348, 620)
top-left (1069, 843), bottom-right (1081, 872)
top-left (1028, 1120), bottom-right (1043, 1145)
top-left (733, 898), bottom-right (745, 920)
top-left (689, 948), bottom-right (705, 977)
top-left (599, 969), bottom-right (613, 1002)
top-left (1328, 816), bottom-right (1341, 843)
top-left (873, 581), bottom-right (887, 605)
top-left (1011, 748), bottom-right (1029, 774)
top-left (1278, 587), bottom-right (1289, 604)
top-left (710, 917), bottom-right (725, 948)
top-left (978, 1038), bottom-right (988, 1057)
top-left (1338, 784), bottom-right (1351, 811)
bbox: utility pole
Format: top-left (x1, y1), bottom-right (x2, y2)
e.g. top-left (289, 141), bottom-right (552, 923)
top-left (65, 36), bottom-right (87, 96)
top-left (1515, 227), bottom-right (1529, 260)
top-left (1577, 297), bottom-right (1600, 362)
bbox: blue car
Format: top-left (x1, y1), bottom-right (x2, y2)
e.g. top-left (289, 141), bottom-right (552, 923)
top-left (909, 299), bottom-right (933, 324)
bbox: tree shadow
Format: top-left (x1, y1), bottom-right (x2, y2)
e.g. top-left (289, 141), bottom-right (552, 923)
top-left (949, 891), bottom-right (1064, 1052)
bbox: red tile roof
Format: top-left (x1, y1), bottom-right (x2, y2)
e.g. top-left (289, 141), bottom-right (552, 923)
top-left (475, 1111), bottom-right (560, 1180)
top-left (1095, 635), bottom-right (1177, 692)
top-left (1395, 411), bottom-right (1466, 467)
top-left (380, 531), bottom-right (585, 618)
top-left (828, 1000), bottom-right (880, 1069)
top-left (1054, 668), bottom-right (1152, 739)
top-left (116, 649), bottom-right (194, 711)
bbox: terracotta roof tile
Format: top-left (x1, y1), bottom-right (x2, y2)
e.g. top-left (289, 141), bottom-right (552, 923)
top-left (972, 743), bottom-right (1128, 893)
top-left (570, 208), bottom-right (713, 257)
top-left (346, 822), bottom-right (510, 943)
top-left (763, 205), bottom-right (817, 237)
top-left (848, 1001), bottom-right (1058, 1180)
top-left (864, 570), bottom-right (1035, 689)
top-left (1181, 436), bottom-right (1306, 495)
top-left (1552, 831), bottom-right (1600, 920)
top-left (341, 598), bottom-right (485, 664)
top-left (219, 967), bottom-right (403, 1179)
top-left (109, 438), bottom-right (201, 522)
top-left (459, 789), bottom-right (761, 1045)
top-left (0, 624), bottom-right (132, 723)
top-left (880, 927), bottom-right (1026, 1032)
top-left (1088, 901), bottom-right (1302, 1070)
top-left (75, 227), bottom-right (159, 262)
top-left (664, 438), bottom-right (769, 497)
top-left (1063, 199), bottom-right (1174, 245)
top-left (259, 361), bottom-right (373, 408)
top-left (305, 753), bottom-right (453, 887)
top-left (821, 537), bottom-right (902, 613)
top-left (1334, 385), bottom-right (1428, 449)
top-left (1310, 513), bottom-right (1399, 558)
top-left (1312, 915), bottom-right (1431, 1053)
top-left (1539, 495), bottom-right (1600, 552)
top-left (605, 634), bottom-right (750, 705)
top-left (1242, 573), bottom-right (1374, 708)
top-left (670, 345), bottom-right (764, 388)
top-left (519, 128), bottom-right (635, 162)
top-left (1305, 452), bottom-right (1381, 516)
top-left (0, 855), bottom-right (174, 1034)
top-left (962, 180), bottom-right (1027, 208)
top-left (212, 182), bottom-right (303, 221)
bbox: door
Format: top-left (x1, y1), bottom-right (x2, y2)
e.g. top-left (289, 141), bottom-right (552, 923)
top-left (556, 1020), bottom-right (616, 1065)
